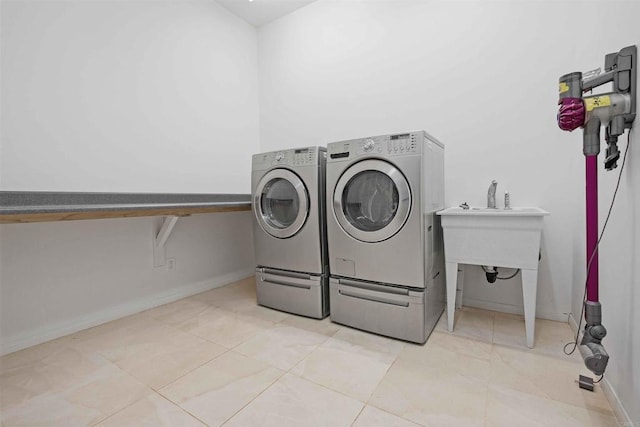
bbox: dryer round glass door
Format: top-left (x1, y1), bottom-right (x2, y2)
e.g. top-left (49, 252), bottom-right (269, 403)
top-left (254, 169), bottom-right (309, 239)
top-left (333, 159), bottom-right (411, 242)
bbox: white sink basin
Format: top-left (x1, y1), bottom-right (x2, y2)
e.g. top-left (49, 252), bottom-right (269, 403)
top-left (437, 206), bottom-right (549, 268)
top-left (440, 206), bottom-right (549, 216)
top-left (437, 206), bottom-right (549, 348)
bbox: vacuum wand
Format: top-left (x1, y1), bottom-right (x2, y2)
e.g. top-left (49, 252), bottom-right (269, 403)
top-left (557, 45), bottom-right (636, 378)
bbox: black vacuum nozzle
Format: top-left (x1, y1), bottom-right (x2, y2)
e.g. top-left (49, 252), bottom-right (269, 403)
top-left (605, 142), bottom-right (620, 170)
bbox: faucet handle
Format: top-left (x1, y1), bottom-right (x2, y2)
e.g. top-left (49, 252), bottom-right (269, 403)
top-left (504, 191), bottom-right (511, 210)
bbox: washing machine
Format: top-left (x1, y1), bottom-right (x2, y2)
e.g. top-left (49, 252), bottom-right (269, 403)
top-left (326, 131), bottom-right (445, 343)
top-left (251, 146), bottom-right (329, 319)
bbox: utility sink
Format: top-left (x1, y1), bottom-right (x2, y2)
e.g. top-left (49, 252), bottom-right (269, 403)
top-left (443, 206), bottom-right (548, 216)
top-left (437, 206), bottom-right (549, 268)
top-left (437, 206), bottom-right (549, 348)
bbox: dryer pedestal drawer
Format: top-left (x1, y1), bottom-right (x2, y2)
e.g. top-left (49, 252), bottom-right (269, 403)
top-left (329, 277), bottom-right (434, 344)
top-left (256, 268), bottom-right (329, 319)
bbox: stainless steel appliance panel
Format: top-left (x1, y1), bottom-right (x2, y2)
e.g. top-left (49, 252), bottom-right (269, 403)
top-left (325, 131), bottom-right (445, 342)
top-left (256, 268), bottom-right (329, 318)
top-left (251, 147), bottom-right (326, 275)
top-left (329, 277), bottom-right (430, 343)
top-left (326, 150), bottom-right (425, 287)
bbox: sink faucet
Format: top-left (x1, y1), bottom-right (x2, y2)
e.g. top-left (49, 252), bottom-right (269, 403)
top-left (487, 180), bottom-right (497, 208)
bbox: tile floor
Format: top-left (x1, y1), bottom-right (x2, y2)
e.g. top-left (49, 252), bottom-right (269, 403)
top-left (0, 277), bottom-right (619, 426)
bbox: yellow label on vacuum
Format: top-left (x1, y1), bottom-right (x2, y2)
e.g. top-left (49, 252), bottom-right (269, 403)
top-left (559, 82), bottom-right (569, 94)
top-left (585, 96), bottom-right (611, 111)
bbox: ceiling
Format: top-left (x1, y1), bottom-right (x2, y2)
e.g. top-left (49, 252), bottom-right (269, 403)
top-left (216, 0), bottom-right (319, 27)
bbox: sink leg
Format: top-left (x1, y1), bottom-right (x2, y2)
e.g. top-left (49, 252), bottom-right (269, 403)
top-left (456, 266), bottom-right (464, 309)
top-left (445, 261), bottom-right (458, 332)
top-left (521, 268), bottom-right (538, 348)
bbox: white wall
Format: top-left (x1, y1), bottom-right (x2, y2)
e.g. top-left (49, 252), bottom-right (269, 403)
top-left (549, 21), bottom-right (640, 425)
top-left (257, 0), bottom-right (639, 422)
top-left (595, 78), bottom-right (640, 426)
top-left (0, 213), bottom-right (255, 355)
top-left (1, 0), bottom-right (259, 193)
top-left (258, 0), bottom-right (588, 320)
top-left (0, 0), bottom-right (258, 354)
top-left (1, 0), bottom-right (638, 421)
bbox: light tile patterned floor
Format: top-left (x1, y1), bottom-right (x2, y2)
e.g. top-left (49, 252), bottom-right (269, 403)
top-left (0, 277), bottom-right (619, 426)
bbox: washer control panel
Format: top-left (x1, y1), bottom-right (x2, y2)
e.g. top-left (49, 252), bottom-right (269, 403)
top-left (387, 133), bottom-right (419, 154)
top-left (253, 147), bottom-right (319, 168)
top-left (328, 132), bottom-right (422, 161)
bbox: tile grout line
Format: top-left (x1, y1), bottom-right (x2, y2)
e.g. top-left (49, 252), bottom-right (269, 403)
top-left (285, 332), bottom-right (404, 407)
top-left (365, 328), bottom-right (493, 427)
top-left (491, 311), bottom-right (496, 343)
top-left (87, 311), bottom-right (233, 394)
top-left (277, 371), bottom-right (367, 422)
top-left (219, 367), bottom-right (286, 426)
top-left (364, 402), bottom-right (426, 427)
top-left (156, 348), bottom-right (232, 392)
top-left (155, 390), bottom-right (211, 426)
top-left (363, 354), bottom-right (427, 426)
top-left (151, 293), bottom-right (286, 369)
top-left (198, 308), bottom-right (336, 424)
top-left (178, 320), bottom-right (260, 352)
top-left (76, 352), bottom-right (158, 427)
top-left (483, 342), bottom-right (494, 427)
top-left (221, 326), bottom-right (375, 424)
top-left (89, 390), bottom-right (153, 427)
top-left (364, 345), bottom-right (403, 402)
top-left (154, 287), bottom-right (291, 425)
top-left (350, 404), bottom-right (367, 426)
top-left (168, 299), bottom-right (284, 351)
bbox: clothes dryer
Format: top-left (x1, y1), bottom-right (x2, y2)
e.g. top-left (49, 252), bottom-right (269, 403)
top-left (326, 131), bottom-right (445, 342)
top-left (251, 146), bottom-right (329, 319)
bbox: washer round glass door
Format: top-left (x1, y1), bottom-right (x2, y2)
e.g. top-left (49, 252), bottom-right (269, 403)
top-left (333, 159), bottom-right (411, 243)
top-left (255, 169), bottom-right (309, 239)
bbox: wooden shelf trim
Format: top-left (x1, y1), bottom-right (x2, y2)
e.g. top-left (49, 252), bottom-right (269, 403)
top-left (0, 204), bottom-right (251, 224)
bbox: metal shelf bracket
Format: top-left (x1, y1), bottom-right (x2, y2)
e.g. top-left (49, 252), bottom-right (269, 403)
top-left (153, 215), bottom-right (179, 267)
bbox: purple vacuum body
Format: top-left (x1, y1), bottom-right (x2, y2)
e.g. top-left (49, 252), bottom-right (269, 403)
top-left (557, 45), bottom-right (636, 378)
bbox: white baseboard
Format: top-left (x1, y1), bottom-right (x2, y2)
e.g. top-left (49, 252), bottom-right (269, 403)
top-left (463, 298), bottom-right (568, 322)
top-left (0, 268), bottom-right (254, 356)
top-left (568, 312), bottom-right (579, 334)
top-left (602, 378), bottom-right (634, 426)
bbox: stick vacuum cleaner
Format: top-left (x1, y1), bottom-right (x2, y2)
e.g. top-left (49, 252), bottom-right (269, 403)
top-left (557, 45), bottom-right (636, 379)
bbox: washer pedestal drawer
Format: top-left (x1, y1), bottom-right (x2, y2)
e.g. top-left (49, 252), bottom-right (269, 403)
top-left (256, 268), bottom-right (329, 319)
top-left (329, 277), bottom-right (439, 344)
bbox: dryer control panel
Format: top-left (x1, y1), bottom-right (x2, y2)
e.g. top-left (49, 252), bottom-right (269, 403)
top-left (253, 147), bottom-right (320, 169)
top-left (328, 132), bottom-right (422, 161)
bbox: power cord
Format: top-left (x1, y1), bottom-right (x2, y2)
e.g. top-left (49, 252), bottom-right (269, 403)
top-left (564, 129), bottom-right (631, 356)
